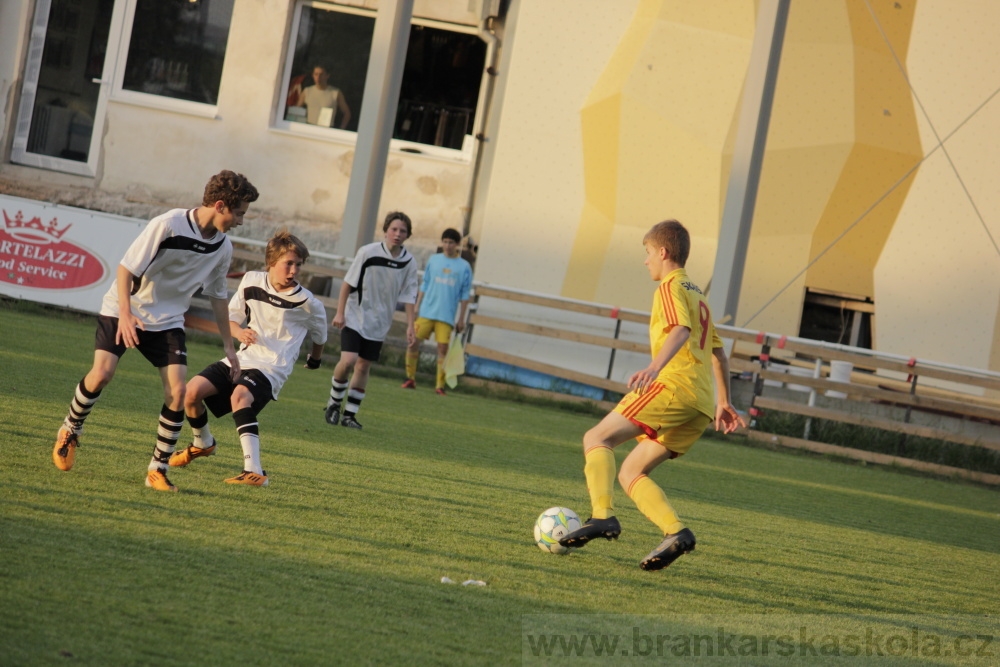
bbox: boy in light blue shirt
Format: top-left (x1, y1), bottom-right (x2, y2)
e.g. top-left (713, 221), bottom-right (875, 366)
top-left (402, 228), bottom-right (473, 394)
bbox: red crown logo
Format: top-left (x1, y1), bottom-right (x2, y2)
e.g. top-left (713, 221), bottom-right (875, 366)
top-left (2, 209), bottom-right (72, 243)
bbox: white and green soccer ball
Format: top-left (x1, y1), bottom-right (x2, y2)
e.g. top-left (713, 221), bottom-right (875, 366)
top-left (534, 506), bottom-right (582, 554)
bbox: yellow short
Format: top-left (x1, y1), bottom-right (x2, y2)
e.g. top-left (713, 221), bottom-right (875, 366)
top-left (415, 317), bottom-right (453, 344)
top-left (614, 382), bottom-right (712, 457)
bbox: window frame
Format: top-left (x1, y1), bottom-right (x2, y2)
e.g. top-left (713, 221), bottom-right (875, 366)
top-left (273, 1), bottom-right (486, 163)
top-left (106, 0), bottom-right (234, 119)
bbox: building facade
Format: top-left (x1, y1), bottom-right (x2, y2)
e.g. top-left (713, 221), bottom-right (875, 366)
top-left (2, 0), bottom-right (999, 374)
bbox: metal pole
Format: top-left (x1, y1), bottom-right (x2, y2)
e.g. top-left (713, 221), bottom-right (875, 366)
top-left (708, 0), bottom-right (790, 326)
top-left (336, 0), bottom-right (414, 257)
top-left (606, 318), bottom-right (622, 380)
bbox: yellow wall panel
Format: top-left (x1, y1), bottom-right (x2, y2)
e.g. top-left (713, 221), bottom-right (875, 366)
top-left (562, 0), bottom-right (755, 303)
top-left (580, 96), bottom-right (620, 221)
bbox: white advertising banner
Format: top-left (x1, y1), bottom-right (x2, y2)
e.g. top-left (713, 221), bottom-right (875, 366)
top-left (0, 194), bottom-right (146, 313)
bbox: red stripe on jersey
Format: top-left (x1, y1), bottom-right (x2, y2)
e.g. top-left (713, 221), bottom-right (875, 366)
top-left (660, 279), bottom-right (678, 325)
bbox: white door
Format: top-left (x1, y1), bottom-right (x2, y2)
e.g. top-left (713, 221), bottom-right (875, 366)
top-left (11, 0), bottom-right (117, 177)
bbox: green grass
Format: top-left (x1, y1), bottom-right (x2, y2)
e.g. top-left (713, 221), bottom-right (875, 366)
top-left (2, 302), bottom-right (999, 665)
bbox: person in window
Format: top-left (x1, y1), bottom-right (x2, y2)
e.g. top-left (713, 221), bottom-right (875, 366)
top-left (295, 65), bottom-right (352, 129)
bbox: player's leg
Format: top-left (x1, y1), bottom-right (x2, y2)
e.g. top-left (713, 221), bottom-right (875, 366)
top-left (143, 328), bottom-right (187, 491)
top-left (403, 318), bottom-right (433, 388)
top-left (226, 372), bottom-right (272, 486)
top-left (341, 357), bottom-right (371, 429)
top-left (558, 412), bottom-right (645, 548)
top-left (432, 321), bottom-right (453, 394)
top-left (340, 336), bottom-right (380, 429)
top-left (144, 363), bottom-right (186, 491)
top-left (624, 415), bottom-right (709, 571)
top-left (171, 368), bottom-right (228, 467)
top-left (54, 316), bottom-right (125, 471)
top-left (326, 328), bottom-right (360, 424)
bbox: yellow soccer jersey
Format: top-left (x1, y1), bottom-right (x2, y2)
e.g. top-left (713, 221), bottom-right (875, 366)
top-left (649, 268), bottom-right (722, 418)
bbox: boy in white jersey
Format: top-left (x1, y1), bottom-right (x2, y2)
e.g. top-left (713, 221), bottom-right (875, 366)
top-left (325, 212), bottom-right (418, 429)
top-left (170, 231), bottom-right (328, 486)
top-left (402, 228), bottom-right (473, 394)
top-left (558, 220), bottom-right (746, 570)
top-left (53, 171), bottom-right (258, 492)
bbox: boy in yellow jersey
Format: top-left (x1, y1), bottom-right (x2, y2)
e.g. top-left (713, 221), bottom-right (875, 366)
top-left (558, 219), bottom-right (746, 571)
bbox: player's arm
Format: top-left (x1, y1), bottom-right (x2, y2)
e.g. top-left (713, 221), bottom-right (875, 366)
top-left (304, 342), bottom-right (326, 370)
top-left (115, 264), bottom-right (143, 348)
top-left (230, 319), bottom-right (256, 347)
top-left (404, 302), bottom-right (416, 346)
top-left (331, 280), bottom-right (351, 329)
top-left (629, 324), bottom-right (689, 392)
top-left (455, 268), bottom-right (473, 334)
top-left (455, 298), bottom-right (470, 334)
top-left (304, 299), bottom-right (329, 369)
top-left (711, 346), bottom-right (746, 434)
top-left (209, 295), bottom-right (241, 380)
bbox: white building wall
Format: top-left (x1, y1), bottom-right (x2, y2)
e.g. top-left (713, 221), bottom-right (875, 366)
top-left (874, 0), bottom-right (1000, 369)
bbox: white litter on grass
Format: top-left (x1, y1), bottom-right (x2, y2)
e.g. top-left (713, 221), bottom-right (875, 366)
top-left (439, 577), bottom-right (487, 586)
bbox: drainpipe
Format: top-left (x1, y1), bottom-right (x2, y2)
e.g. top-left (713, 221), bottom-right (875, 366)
top-left (463, 14), bottom-right (500, 238)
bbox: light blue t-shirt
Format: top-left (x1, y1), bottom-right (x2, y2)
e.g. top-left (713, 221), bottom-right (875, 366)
top-left (418, 253), bottom-right (473, 326)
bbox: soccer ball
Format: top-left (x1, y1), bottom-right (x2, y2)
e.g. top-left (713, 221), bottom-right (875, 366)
top-left (534, 506), bottom-right (582, 554)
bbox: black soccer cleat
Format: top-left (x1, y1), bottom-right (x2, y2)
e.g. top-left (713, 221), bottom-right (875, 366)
top-left (324, 404), bottom-right (341, 426)
top-left (640, 527), bottom-right (696, 571)
top-left (340, 414), bottom-right (362, 429)
top-left (558, 516), bottom-right (622, 548)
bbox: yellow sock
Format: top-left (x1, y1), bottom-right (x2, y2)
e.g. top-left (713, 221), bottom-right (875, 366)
top-left (436, 359), bottom-right (446, 389)
top-left (628, 475), bottom-right (684, 535)
top-left (405, 350), bottom-right (419, 380)
top-left (584, 446), bottom-right (616, 519)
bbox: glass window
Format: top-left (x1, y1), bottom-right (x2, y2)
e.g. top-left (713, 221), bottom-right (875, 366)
top-left (281, 3), bottom-right (488, 152)
top-left (394, 25), bottom-right (486, 150)
top-left (284, 5), bottom-right (374, 131)
top-left (121, 0), bottom-right (235, 105)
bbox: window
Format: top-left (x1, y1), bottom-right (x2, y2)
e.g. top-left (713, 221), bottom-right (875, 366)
top-left (280, 2), bottom-right (488, 154)
top-left (798, 289), bottom-right (874, 349)
top-left (119, 0), bottom-right (235, 106)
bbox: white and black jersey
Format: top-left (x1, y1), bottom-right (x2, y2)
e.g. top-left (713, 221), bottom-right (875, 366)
top-left (100, 209), bottom-right (233, 331)
top-left (225, 271), bottom-right (328, 398)
top-left (343, 241), bottom-right (418, 341)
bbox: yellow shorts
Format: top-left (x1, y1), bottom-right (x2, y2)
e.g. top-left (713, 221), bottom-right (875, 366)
top-left (614, 382), bottom-right (712, 457)
top-left (415, 317), bottom-right (453, 344)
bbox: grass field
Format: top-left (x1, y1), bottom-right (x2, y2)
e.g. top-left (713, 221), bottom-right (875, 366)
top-left (2, 302), bottom-right (999, 665)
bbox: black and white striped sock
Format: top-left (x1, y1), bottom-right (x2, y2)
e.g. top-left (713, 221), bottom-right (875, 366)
top-left (344, 388), bottom-right (365, 418)
top-left (148, 405), bottom-right (184, 472)
top-left (328, 376), bottom-right (349, 409)
top-left (63, 377), bottom-right (101, 434)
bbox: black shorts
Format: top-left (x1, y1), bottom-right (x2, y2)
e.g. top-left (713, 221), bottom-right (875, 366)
top-left (197, 361), bottom-right (274, 418)
top-left (95, 315), bottom-right (187, 367)
top-left (341, 327), bottom-right (383, 362)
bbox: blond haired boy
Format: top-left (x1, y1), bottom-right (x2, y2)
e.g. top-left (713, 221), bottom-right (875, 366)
top-left (171, 231), bottom-right (327, 487)
top-left (559, 219), bottom-right (746, 570)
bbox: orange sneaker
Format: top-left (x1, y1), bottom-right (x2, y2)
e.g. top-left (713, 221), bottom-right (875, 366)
top-left (145, 469), bottom-right (178, 492)
top-left (401, 379), bottom-right (416, 389)
top-left (169, 442), bottom-right (216, 467)
top-left (53, 428), bottom-right (79, 471)
top-left (435, 388), bottom-right (447, 396)
top-left (225, 470), bottom-right (269, 487)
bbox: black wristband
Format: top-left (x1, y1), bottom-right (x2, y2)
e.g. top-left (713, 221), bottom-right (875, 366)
top-left (306, 355), bottom-right (321, 369)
